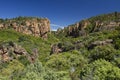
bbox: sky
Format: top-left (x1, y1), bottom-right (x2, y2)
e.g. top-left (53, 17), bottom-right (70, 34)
top-left (0, 0), bottom-right (120, 31)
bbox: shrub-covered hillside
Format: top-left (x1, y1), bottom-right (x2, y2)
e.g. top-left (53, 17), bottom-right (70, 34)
top-left (56, 12), bottom-right (120, 38)
top-left (0, 13), bottom-right (120, 80)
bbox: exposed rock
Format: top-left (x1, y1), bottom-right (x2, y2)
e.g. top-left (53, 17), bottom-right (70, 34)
top-left (0, 24), bottom-right (4, 29)
top-left (66, 20), bottom-right (120, 38)
top-left (93, 21), bottom-right (120, 32)
top-left (57, 12), bottom-right (120, 38)
top-left (28, 48), bottom-right (39, 63)
top-left (73, 40), bottom-right (85, 49)
top-left (88, 39), bottom-right (113, 50)
top-left (0, 42), bottom-right (38, 63)
top-left (50, 41), bottom-right (84, 55)
top-left (0, 17), bottom-right (50, 39)
top-left (50, 44), bottom-right (62, 55)
top-left (66, 20), bottom-right (90, 37)
top-left (14, 44), bottom-right (27, 55)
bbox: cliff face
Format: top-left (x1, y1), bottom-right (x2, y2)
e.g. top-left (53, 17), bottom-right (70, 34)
top-left (57, 12), bottom-right (120, 37)
top-left (67, 20), bottom-right (120, 37)
top-left (66, 20), bottom-right (90, 37)
top-left (0, 17), bottom-right (50, 39)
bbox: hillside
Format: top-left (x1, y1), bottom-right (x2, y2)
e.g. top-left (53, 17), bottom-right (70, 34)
top-left (0, 17), bottom-right (50, 39)
top-left (0, 12), bottom-right (120, 80)
top-left (56, 12), bottom-right (120, 37)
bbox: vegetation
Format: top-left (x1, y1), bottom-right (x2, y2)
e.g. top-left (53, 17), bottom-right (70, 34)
top-left (80, 59), bottom-right (120, 80)
top-left (0, 12), bottom-right (120, 80)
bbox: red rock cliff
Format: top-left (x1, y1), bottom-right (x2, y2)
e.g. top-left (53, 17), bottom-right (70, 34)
top-left (0, 17), bottom-right (50, 39)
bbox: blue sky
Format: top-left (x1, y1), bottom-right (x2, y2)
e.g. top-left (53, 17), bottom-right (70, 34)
top-left (0, 0), bottom-right (120, 30)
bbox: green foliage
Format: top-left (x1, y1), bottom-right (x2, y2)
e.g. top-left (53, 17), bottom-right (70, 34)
top-left (44, 70), bottom-right (70, 80)
top-left (0, 60), bottom-right (24, 79)
top-left (114, 37), bottom-right (120, 49)
top-left (45, 50), bottom-right (88, 79)
top-left (18, 35), bottom-right (29, 42)
top-left (85, 23), bottom-right (95, 33)
top-left (22, 61), bottom-right (45, 80)
top-left (0, 13), bottom-right (120, 80)
top-left (18, 55), bottom-right (30, 66)
top-left (12, 61), bottom-right (70, 80)
top-left (0, 19), bottom-right (4, 23)
top-left (80, 59), bottom-right (120, 80)
top-left (89, 45), bottom-right (117, 62)
top-left (46, 50), bottom-right (87, 71)
top-left (88, 12), bottom-right (120, 22)
top-left (0, 29), bottom-right (21, 42)
top-left (58, 42), bottom-right (74, 52)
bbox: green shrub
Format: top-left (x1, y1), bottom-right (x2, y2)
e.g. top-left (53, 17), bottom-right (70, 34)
top-left (89, 45), bottom-right (116, 62)
top-left (12, 60), bottom-right (70, 80)
top-left (80, 59), bottom-right (120, 80)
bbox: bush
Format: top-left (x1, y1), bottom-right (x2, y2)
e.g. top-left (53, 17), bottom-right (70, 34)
top-left (0, 60), bottom-right (24, 79)
top-left (80, 59), bottom-right (120, 80)
top-left (18, 36), bottom-right (29, 42)
top-left (12, 60), bottom-right (70, 80)
top-left (89, 45), bottom-right (116, 62)
top-left (45, 51), bottom-right (88, 79)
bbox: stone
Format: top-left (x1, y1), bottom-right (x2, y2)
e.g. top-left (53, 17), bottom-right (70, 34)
top-left (0, 17), bottom-right (50, 39)
top-left (88, 39), bottom-right (113, 50)
top-left (0, 42), bottom-right (38, 63)
top-left (50, 44), bottom-right (62, 55)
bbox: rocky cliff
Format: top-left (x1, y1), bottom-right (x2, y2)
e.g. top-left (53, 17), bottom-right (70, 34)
top-left (0, 17), bottom-right (50, 39)
top-left (57, 12), bottom-right (120, 37)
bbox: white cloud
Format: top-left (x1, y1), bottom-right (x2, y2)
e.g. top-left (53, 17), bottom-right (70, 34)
top-left (51, 24), bottom-right (64, 28)
top-left (51, 29), bottom-right (57, 31)
top-left (50, 24), bottom-right (64, 31)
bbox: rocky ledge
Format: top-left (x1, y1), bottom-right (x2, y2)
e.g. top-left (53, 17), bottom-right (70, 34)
top-left (0, 17), bottom-right (50, 39)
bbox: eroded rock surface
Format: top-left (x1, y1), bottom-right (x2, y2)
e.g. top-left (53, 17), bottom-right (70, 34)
top-left (0, 17), bottom-right (50, 39)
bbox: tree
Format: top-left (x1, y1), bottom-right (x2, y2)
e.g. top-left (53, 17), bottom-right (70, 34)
top-left (45, 50), bottom-right (88, 80)
top-left (80, 59), bottom-right (120, 80)
top-left (89, 45), bottom-right (116, 62)
top-left (114, 11), bottom-right (118, 22)
top-left (12, 60), bottom-right (70, 80)
top-left (0, 60), bottom-right (24, 80)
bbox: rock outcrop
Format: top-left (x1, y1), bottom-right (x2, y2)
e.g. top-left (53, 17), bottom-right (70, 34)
top-left (0, 41), bottom-right (38, 63)
top-left (57, 12), bottom-right (120, 38)
top-left (50, 39), bottom-right (113, 54)
top-left (0, 17), bottom-right (50, 39)
top-left (66, 20), bottom-right (90, 37)
top-left (64, 20), bottom-right (120, 37)
top-left (50, 41), bottom-right (84, 55)
top-left (88, 39), bottom-right (113, 50)
top-left (93, 21), bottom-right (120, 32)
top-left (50, 44), bottom-right (62, 54)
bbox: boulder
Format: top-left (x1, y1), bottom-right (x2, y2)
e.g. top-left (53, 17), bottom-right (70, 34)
top-left (50, 44), bottom-right (62, 55)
